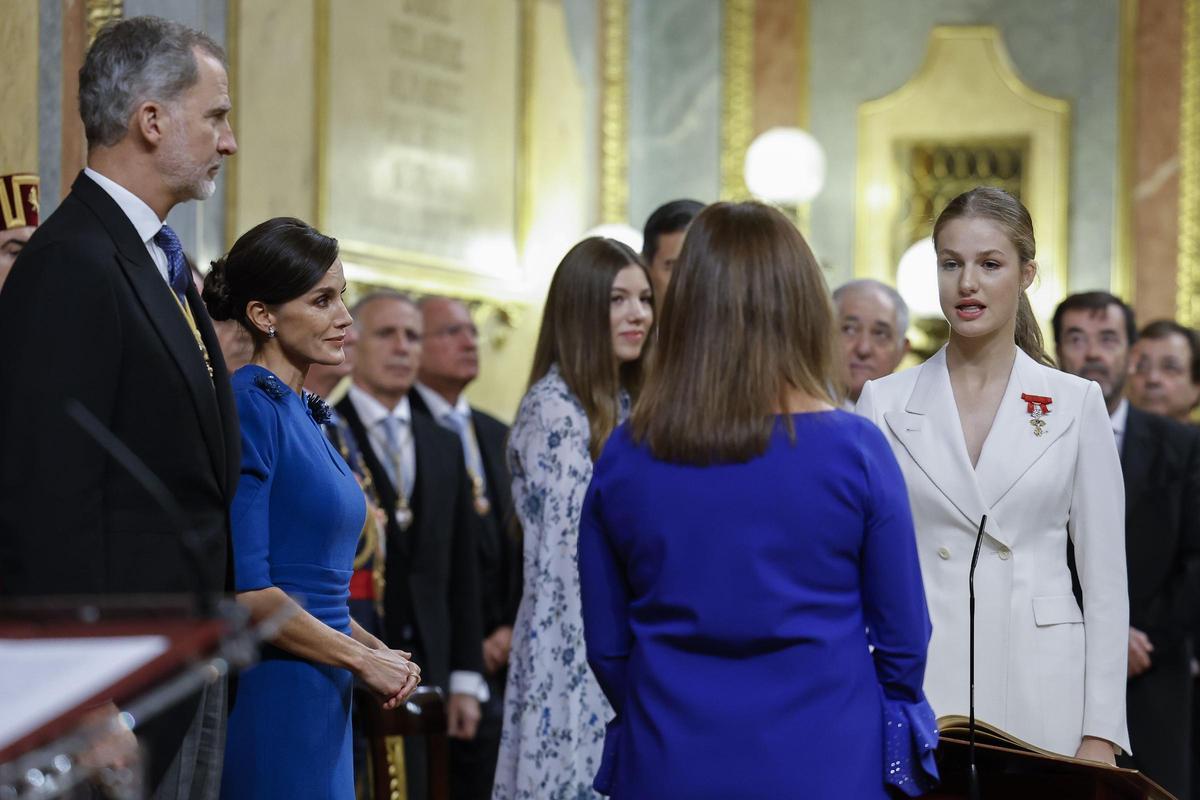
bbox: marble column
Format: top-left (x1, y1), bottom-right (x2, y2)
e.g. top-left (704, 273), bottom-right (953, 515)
top-left (1132, 0), bottom-right (1184, 323)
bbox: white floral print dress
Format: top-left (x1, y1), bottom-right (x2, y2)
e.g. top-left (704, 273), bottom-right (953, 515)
top-left (492, 365), bottom-right (628, 800)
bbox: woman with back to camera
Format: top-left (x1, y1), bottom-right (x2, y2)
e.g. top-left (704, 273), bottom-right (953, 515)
top-left (578, 202), bottom-right (938, 798)
top-left (492, 237), bottom-right (654, 800)
top-left (203, 217), bottom-right (421, 799)
top-left (857, 187), bottom-right (1130, 761)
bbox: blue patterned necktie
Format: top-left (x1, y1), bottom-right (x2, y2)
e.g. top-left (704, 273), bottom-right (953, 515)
top-left (153, 224), bottom-right (190, 306)
top-left (442, 408), bottom-right (486, 487)
top-left (379, 416), bottom-right (415, 499)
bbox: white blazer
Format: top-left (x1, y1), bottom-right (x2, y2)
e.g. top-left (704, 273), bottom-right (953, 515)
top-left (857, 346), bottom-right (1130, 756)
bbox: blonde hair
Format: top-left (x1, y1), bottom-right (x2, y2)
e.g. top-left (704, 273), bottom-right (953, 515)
top-left (932, 187), bottom-right (1054, 367)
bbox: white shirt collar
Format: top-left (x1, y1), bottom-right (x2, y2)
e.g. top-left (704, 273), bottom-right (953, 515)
top-left (1110, 397), bottom-right (1129, 437)
top-left (348, 383), bottom-right (411, 430)
top-left (414, 382), bottom-right (471, 421)
top-left (84, 167), bottom-right (164, 245)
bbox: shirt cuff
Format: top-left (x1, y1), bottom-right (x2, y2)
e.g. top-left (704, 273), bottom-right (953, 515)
top-left (449, 670), bottom-right (490, 703)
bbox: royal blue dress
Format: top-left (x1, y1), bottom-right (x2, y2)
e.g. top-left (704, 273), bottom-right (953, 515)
top-left (220, 365), bottom-right (366, 800)
top-left (578, 412), bottom-right (939, 799)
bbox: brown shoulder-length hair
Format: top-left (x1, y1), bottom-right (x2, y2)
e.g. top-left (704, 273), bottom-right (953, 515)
top-left (528, 236), bottom-right (654, 459)
top-left (932, 187), bottom-right (1054, 367)
top-left (630, 201), bottom-right (837, 465)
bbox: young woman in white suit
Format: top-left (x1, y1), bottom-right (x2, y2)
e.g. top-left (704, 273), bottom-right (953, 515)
top-left (856, 187), bottom-right (1129, 763)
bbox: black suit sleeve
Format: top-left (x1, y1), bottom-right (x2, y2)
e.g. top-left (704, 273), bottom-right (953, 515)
top-left (448, 447), bottom-right (486, 676)
top-left (0, 241), bottom-right (122, 594)
top-left (1160, 427), bottom-right (1200, 634)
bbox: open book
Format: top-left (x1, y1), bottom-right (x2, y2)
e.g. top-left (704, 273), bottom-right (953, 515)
top-left (936, 716), bottom-right (1176, 800)
top-left (936, 715), bottom-right (1060, 759)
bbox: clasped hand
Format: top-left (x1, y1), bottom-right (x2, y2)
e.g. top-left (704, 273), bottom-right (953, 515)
top-left (360, 647), bottom-right (422, 709)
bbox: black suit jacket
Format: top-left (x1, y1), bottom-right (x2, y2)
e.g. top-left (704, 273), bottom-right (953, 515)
top-left (335, 395), bottom-right (484, 688)
top-left (408, 390), bottom-right (521, 636)
top-left (1121, 405), bottom-right (1200, 658)
top-left (0, 172), bottom-right (240, 598)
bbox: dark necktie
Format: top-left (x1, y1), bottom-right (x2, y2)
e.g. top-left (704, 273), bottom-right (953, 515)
top-left (153, 224), bottom-right (190, 306)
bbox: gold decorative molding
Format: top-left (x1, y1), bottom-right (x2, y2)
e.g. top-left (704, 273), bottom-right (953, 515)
top-left (795, 0), bottom-right (809, 130)
top-left (223, 0), bottom-right (240, 250)
top-left (1112, 0), bottom-right (1137, 302)
top-left (720, 0), bottom-right (753, 201)
top-left (517, 0), bottom-right (536, 248)
top-left (1178, 0), bottom-right (1200, 327)
top-left (313, 0), bottom-right (330, 231)
top-left (384, 734), bottom-right (407, 800)
top-left (85, 0), bottom-right (122, 46)
top-left (599, 0), bottom-right (628, 223)
top-left (855, 26), bottom-right (1070, 322)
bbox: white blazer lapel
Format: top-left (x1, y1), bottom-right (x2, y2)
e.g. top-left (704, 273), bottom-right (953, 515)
top-left (883, 349), bottom-right (993, 537)
top-left (973, 348), bottom-right (1075, 510)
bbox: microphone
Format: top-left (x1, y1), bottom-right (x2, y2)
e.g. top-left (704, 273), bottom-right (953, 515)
top-left (968, 514), bottom-right (987, 800)
top-left (65, 400), bottom-right (216, 617)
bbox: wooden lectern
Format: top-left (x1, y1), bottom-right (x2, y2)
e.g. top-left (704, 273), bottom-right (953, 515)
top-left (0, 601), bottom-right (257, 798)
top-left (924, 720), bottom-right (1174, 800)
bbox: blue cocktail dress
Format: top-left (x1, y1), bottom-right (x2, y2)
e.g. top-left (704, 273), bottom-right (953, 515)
top-left (220, 365), bottom-right (366, 799)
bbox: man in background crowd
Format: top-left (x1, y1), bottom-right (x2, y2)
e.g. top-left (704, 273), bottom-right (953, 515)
top-left (335, 291), bottom-right (485, 800)
top-left (1128, 319), bottom-right (1200, 425)
top-left (410, 296), bottom-right (518, 800)
top-left (833, 279), bottom-right (910, 408)
top-left (1053, 291), bottom-right (1200, 798)
top-left (641, 198), bottom-right (704, 303)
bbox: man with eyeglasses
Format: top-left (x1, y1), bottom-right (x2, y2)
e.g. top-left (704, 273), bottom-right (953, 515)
top-left (1053, 292), bottom-right (1200, 798)
top-left (410, 295), bottom-right (518, 800)
top-left (1129, 320), bottom-right (1200, 426)
top-left (833, 279), bottom-right (910, 408)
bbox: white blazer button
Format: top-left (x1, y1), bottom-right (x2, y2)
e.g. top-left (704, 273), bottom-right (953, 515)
top-left (998, 547), bottom-right (1011, 561)
top-left (937, 547), bottom-right (951, 560)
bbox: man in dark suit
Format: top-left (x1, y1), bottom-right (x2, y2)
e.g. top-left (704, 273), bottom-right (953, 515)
top-left (1055, 292), bottom-right (1200, 798)
top-left (0, 16), bottom-right (239, 799)
top-left (336, 291), bottom-right (485, 799)
top-left (411, 296), bottom-right (519, 800)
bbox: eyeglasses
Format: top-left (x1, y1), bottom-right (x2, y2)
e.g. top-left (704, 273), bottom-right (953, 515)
top-left (427, 323), bottom-right (479, 340)
top-left (1132, 357), bottom-right (1188, 377)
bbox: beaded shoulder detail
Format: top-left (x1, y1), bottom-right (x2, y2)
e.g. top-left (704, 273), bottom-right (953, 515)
top-left (252, 372), bottom-right (288, 400)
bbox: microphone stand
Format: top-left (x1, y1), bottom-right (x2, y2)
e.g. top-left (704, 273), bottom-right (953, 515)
top-left (968, 514), bottom-right (987, 800)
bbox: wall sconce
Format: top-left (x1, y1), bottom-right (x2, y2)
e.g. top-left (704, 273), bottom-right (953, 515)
top-left (744, 127), bottom-right (827, 205)
top-left (896, 237), bottom-right (950, 359)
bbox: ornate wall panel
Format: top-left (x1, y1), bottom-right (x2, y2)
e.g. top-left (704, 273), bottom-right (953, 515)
top-left (314, 0), bottom-right (534, 302)
top-left (855, 26), bottom-right (1070, 319)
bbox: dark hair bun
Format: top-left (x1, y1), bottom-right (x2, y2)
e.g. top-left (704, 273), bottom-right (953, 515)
top-left (202, 256), bottom-right (235, 321)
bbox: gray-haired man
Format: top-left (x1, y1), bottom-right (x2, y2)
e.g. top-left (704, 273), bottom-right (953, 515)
top-left (0, 16), bottom-right (238, 799)
top-left (833, 279), bottom-right (911, 407)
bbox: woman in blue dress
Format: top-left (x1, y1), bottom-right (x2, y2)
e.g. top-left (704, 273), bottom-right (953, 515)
top-left (203, 217), bottom-right (421, 799)
top-left (493, 237), bottom-right (654, 800)
top-left (578, 202), bottom-right (939, 799)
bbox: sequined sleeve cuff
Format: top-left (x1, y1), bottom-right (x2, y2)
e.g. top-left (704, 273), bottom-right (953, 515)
top-left (883, 697), bottom-right (939, 796)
